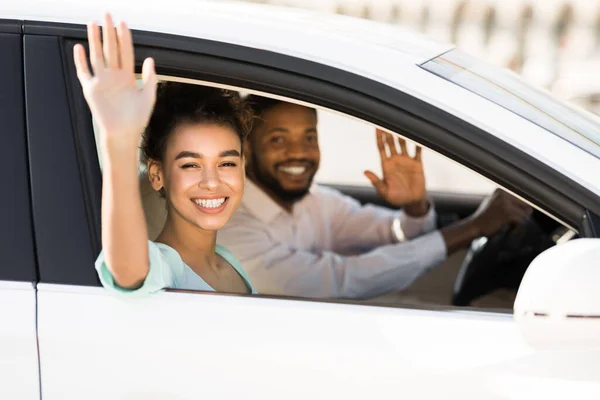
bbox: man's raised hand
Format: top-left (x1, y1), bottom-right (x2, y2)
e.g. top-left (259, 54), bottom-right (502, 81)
top-left (365, 128), bottom-right (428, 214)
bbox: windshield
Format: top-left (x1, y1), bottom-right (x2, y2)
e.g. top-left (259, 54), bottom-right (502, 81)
top-left (421, 50), bottom-right (600, 158)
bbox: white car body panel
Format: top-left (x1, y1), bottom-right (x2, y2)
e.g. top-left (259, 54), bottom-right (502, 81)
top-left (2, 0), bottom-right (599, 398)
top-left (0, 281), bottom-right (39, 399)
top-left (4, 0), bottom-right (599, 197)
top-left (36, 284), bottom-right (600, 399)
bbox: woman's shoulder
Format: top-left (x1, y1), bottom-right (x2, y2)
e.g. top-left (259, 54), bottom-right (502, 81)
top-left (215, 244), bottom-right (242, 270)
top-left (95, 240), bottom-right (182, 296)
top-left (151, 241), bottom-right (184, 264)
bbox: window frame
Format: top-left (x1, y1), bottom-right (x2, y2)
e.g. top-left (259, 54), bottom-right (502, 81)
top-left (24, 32), bottom-right (99, 286)
top-left (0, 27), bottom-right (37, 283)
top-left (25, 20), bottom-right (599, 288)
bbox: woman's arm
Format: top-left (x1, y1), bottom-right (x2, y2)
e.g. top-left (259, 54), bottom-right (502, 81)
top-left (74, 13), bottom-right (158, 288)
top-left (100, 143), bottom-right (149, 289)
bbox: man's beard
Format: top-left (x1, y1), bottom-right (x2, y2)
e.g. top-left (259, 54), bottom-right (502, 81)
top-left (250, 152), bottom-right (314, 203)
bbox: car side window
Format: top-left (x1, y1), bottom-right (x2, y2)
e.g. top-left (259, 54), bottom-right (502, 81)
top-left (315, 109), bottom-right (498, 195)
top-left (88, 76), bottom-right (568, 312)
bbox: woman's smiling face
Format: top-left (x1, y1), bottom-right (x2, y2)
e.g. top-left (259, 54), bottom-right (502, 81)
top-left (150, 122), bottom-right (245, 232)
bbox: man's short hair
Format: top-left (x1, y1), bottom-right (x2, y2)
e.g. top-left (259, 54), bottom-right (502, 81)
top-left (245, 95), bottom-right (317, 130)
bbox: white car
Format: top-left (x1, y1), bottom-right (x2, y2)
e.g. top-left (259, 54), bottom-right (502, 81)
top-left (1, 0), bottom-right (600, 399)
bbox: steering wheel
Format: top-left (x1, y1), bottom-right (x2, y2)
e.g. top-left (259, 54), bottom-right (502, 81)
top-left (452, 215), bottom-right (555, 307)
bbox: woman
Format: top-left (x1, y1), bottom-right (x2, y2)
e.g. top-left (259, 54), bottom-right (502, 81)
top-left (75, 13), bottom-right (256, 295)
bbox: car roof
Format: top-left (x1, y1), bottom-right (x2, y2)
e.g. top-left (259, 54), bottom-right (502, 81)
top-left (3, 0), bottom-right (599, 199)
top-left (2, 0), bottom-right (452, 66)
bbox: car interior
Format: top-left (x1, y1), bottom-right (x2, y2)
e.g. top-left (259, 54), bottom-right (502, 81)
top-left (95, 78), bottom-right (576, 312)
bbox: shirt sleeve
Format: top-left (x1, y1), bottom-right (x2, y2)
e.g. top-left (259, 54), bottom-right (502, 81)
top-left (320, 187), bottom-right (437, 252)
top-left (394, 205), bottom-right (438, 242)
top-left (94, 240), bottom-right (175, 297)
top-left (218, 213), bottom-right (447, 299)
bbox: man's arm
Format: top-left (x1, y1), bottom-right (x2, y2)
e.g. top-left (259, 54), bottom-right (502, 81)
top-left (219, 189), bottom-right (530, 299)
top-left (320, 187), bottom-right (437, 254)
top-left (219, 217), bottom-right (447, 299)
top-left (361, 129), bottom-right (440, 242)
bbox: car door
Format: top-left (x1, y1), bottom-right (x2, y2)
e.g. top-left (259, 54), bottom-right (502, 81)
top-left (28, 20), bottom-right (600, 400)
top-left (0, 24), bottom-right (40, 400)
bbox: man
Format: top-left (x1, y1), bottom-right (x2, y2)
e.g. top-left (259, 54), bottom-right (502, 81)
top-left (217, 96), bottom-right (531, 298)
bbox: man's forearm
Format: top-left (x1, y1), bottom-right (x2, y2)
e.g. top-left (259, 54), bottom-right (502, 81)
top-left (440, 218), bottom-right (481, 255)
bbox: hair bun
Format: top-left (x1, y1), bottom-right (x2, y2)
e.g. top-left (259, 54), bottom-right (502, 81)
top-left (141, 82), bottom-right (255, 164)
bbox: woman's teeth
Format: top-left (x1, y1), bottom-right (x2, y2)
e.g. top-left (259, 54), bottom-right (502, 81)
top-left (279, 166), bottom-right (307, 175)
top-left (194, 198), bottom-right (226, 208)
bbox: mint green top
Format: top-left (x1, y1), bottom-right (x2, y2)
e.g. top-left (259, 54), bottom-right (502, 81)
top-left (95, 240), bottom-right (257, 296)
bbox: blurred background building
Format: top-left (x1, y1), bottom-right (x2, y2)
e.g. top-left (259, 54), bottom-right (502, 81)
top-left (245, 0), bottom-right (600, 115)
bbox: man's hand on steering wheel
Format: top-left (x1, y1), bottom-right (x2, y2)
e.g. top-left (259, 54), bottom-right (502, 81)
top-left (452, 190), bottom-right (540, 306)
top-left (441, 189), bottom-right (532, 254)
top-left (364, 129), bottom-right (429, 217)
top-left (469, 189), bottom-right (533, 237)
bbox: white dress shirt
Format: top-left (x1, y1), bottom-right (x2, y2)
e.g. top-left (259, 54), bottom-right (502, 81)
top-left (217, 181), bottom-right (447, 299)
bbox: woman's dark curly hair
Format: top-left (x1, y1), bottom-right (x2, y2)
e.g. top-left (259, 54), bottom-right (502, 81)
top-left (141, 82), bottom-right (254, 164)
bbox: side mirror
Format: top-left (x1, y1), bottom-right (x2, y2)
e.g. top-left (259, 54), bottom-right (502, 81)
top-left (514, 239), bottom-right (600, 349)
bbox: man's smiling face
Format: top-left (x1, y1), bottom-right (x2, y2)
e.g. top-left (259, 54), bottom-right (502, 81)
top-left (246, 102), bottom-right (320, 204)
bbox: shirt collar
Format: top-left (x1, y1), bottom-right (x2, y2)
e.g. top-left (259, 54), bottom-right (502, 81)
top-left (241, 179), bottom-right (317, 223)
top-left (241, 180), bottom-right (286, 223)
